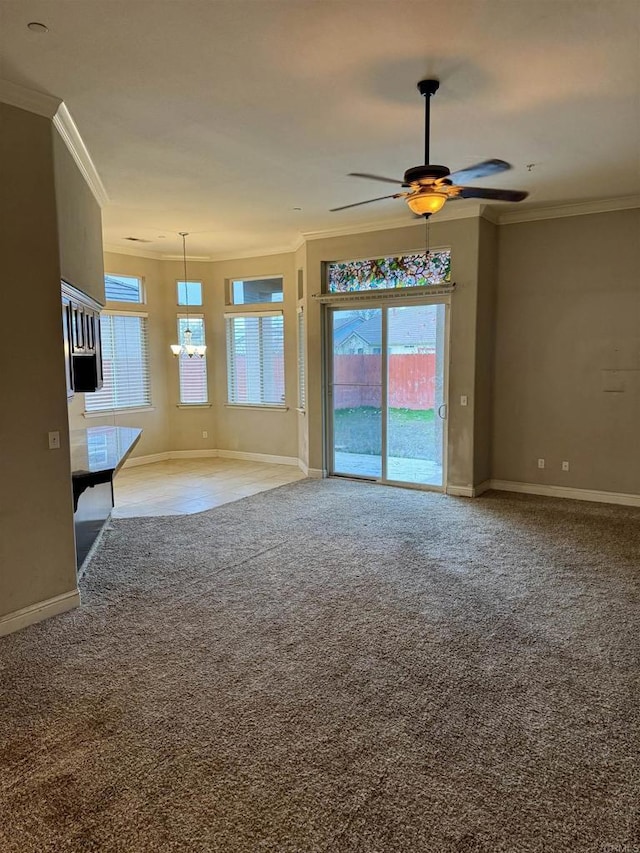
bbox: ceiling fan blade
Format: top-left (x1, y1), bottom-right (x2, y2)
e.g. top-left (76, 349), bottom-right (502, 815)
top-left (348, 172), bottom-right (405, 186)
top-left (330, 193), bottom-right (403, 212)
top-left (456, 186), bottom-right (529, 202)
top-left (447, 159), bottom-right (512, 184)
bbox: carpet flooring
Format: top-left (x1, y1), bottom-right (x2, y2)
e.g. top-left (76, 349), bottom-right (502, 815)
top-left (1, 479), bottom-right (639, 852)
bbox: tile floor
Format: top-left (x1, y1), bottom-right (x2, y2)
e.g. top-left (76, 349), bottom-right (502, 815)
top-left (112, 458), bottom-right (306, 518)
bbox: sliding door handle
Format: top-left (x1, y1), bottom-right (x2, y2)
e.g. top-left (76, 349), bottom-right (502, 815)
top-left (437, 403), bottom-right (447, 420)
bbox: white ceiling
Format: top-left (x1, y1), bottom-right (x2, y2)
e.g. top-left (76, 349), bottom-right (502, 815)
top-left (1, 0), bottom-right (639, 257)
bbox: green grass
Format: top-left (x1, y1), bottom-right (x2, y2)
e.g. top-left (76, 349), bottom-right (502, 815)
top-left (333, 405), bottom-right (439, 459)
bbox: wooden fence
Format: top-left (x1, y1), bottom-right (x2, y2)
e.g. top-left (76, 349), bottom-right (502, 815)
top-left (333, 354), bottom-right (436, 409)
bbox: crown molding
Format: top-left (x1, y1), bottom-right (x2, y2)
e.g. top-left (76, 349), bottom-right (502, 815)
top-left (302, 203), bottom-right (484, 243)
top-left (52, 103), bottom-right (109, 208)
top-left (160, 253), bottom-right (213, 262)
top-left (0, 78), bottom-right (61, 117)
top-left (0, 78), bottom-right (108, 209)
top-left (207, 243), bottom-right (301, 262)
top-left (497, 195), bottom-right (640, 225)
top-left (103, 244), bottom-right (166, 260)
top-left (479, 205), bottom-right (500, 225)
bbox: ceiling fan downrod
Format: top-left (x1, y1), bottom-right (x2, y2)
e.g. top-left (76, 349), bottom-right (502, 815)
top-left (417, 79), bottom-right (439, 166)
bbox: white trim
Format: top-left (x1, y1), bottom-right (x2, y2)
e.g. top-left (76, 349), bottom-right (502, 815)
top-left (497, 195), bottom-right (640, 225)
top-left (302, 204), bottom-right (484, 242)
top-left (53, 103), bottom-right (109, 207)
top-left (104, 244), bottom-right (163, 260)
top-left (298, 460), bottom-right (309, 476)
top-left (100, 197), bottom-right (640, 264)
top-left (102, 308), bottom-right (148, 318)
top-left (83, 406), bottom-right (155, 418)
top-left (122, 449), bottom-right (301, 469)
top-left (122, 452), bottom-right (170, 468)
top-left (217, 449), bottom-right (299, 467)
top-left (0, 589), bottom-right (80, 638)
top-left (224, 309), bottom-right (283, 319)
top-left (446, 485), bottom-right (476, 497)
top-left (489, 479), bottom-right (640, 507)
top-left (479, 206), bottom-right (500, 225)
top-left (307, 468), bottom-right (326, 479)
top-left (0, 78), bottom-right (61, 117)
top-left (168, 450), bottom-right (219, 460)
top-left (314, 284), bottom-right (454, 304)
top-left (473, 480), bottom-right (492, 497)
top-left (224, 404), bottom-right (289, 411)
top-left (160, 254), bottom-right (211, 262)
top-left (206, 244), bottom-right (301, 262)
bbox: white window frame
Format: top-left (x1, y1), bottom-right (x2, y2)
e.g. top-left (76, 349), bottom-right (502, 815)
top-left (176, 313), bottom-right (209, 406)
top-left (228, 275), bottom-right (284, 306)
top-left (84, 309), bottom-right (152, 414)
top-left (104, 273), bottom-right (145, 305)
top-left (177, 280), bottom-right (203, 306)
top-left (225, 309), bottom-right (286, 408)
top-left (297, 306), bottom-right (306, 412)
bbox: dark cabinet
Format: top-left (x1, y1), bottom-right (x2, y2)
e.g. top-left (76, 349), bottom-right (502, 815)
top-left (62, 282), bottom-right (103, 395)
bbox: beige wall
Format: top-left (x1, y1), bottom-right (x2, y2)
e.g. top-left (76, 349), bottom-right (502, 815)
top-left (53, 131), bottom-right (105, 304)
top-left (492, 208), bottom-right (640, 494)
top-left (90, 251), bottom-right (300, 461)
top-left (68, 252), bottom-right (170, 459)
top-left (208, 253), bottom-right (298, 459)
top-left (70, 206), bottom-right (639, 501)
top-left (303, 218), bottom-right (482, 488)
top-left (0, 105), bottom-right (77, 617)
top-left (474, 217), bottom-right (498, 484)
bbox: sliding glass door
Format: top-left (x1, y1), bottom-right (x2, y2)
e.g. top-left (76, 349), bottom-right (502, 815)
top-left (329, 302), bottom-right (447, 489)
top-left (331, 309), bottom-right (383, 478)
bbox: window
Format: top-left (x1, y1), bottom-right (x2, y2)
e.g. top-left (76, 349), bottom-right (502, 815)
top-left (225, 312), bottom-right (284, 406)
top-left (327, 251), bottom-right (451, 293)
top-left (85, 313), bottom-right (151, 411)
top-left (231, 276), bottom-right (283, 305)
top-left (297, 308), bottom-right (306, 410)
top-left (177, 315), bottom-right (208, 404)
top-left (177, 281), bottom-right (202, 306)
top-left (104, 274), bottom-right (144, 303)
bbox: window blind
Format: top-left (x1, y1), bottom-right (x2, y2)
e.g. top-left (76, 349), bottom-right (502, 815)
top-left (85, 313), bottom-right (151, 411)
top-left (178, 315), bottom-right (208, 404)
top-left (225, 311), bottom-right (284, 406)
top-left (297, 308), bottom-right (306, 410)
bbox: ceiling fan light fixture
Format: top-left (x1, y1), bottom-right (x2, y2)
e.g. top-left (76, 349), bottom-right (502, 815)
top-left (406, 191), bottom-right (448, 216)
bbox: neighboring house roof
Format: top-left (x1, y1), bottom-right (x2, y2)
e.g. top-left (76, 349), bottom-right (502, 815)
top-left (335, 309), bottom-right (437, 349)
top-left (105, 275), bottom-right (139, 302)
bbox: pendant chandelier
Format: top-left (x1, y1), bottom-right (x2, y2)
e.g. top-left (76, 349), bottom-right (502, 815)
top-left (170, 232), bottom-right (206, 358)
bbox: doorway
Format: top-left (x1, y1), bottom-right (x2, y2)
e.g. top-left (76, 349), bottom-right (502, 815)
top-left (328, 302), bottom-right (448, 489)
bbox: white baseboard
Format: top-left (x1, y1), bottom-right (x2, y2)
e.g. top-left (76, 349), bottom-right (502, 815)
top-left (169, 449), bottom-right (219, 460)
top-left (446, 484), bottom-right (475, 497)
top-left (216, 449), bottom-right (299, 467)
top-left (0, 589), bottom-right (80, 638)
top-left (474, 480), bottom-right (492, 497)
top-left (123, 448), bottom-right (299, 469)
top-left (489, 479), bottom-right (640, 507)
top-left (298, 460), bottom-right (309, 476)
top-left (123, 452), bottom-right (170, 468)
top-left (307, 468), bottom-right (326, 479)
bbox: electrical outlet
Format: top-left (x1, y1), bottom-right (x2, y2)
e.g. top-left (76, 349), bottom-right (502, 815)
top-left (202, 431), bottom-right (208, 439)
top-left (562, 461), bottom-right (569, 471)
top-left (537, 458), bottom-right (545, 469)
top-left (48, 431), bottom-right (60, 450)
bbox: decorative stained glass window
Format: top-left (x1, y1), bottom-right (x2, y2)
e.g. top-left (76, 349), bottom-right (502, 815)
top-left (327, 250), bottom-right (451, 293)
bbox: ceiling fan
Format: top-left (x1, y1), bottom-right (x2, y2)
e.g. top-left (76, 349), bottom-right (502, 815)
top-left (331, 79), bottom-right (529, 218)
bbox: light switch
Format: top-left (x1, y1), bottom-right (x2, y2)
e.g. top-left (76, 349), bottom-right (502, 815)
top-left (48, 431), bottom-right (60, 450)
top-left (460, 395), bottom-right (468, 407)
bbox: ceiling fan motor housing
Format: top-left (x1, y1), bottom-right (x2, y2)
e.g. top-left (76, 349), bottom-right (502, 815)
top-left (403, 164), bottom-right (450, 186)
